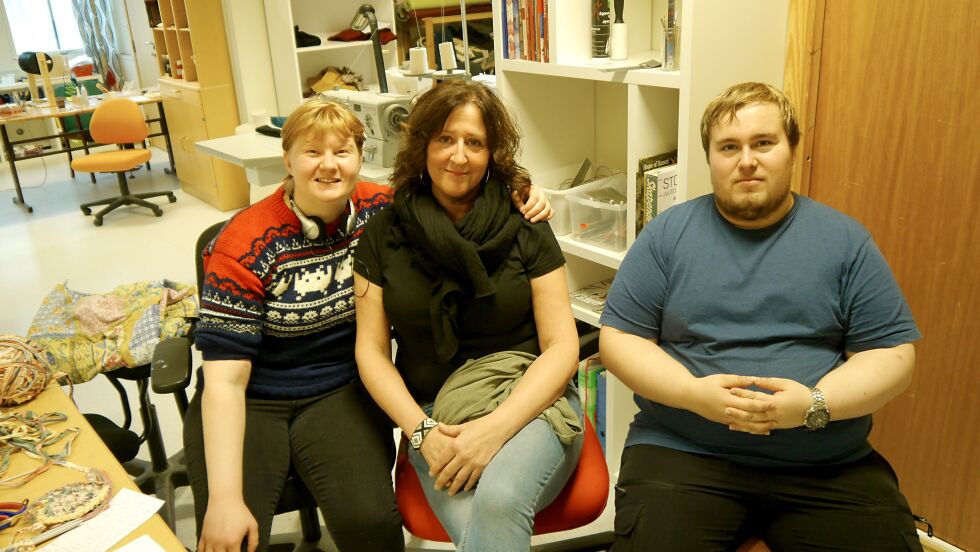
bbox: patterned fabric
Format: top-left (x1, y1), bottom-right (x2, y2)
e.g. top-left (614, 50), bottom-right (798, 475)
top-left (27, 280), bottom-right (197, 383)
top-left (195, 181), bottom-right (393, 399)
top-left (71, 0), bottom-right (124, 88)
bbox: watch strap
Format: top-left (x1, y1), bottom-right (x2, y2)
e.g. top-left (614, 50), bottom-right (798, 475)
top-left (410, 417), bottom-right (438, 451)
top-left (810, 387), bottom-right (826, 405)
top-left (804, 386), bottom-right (830, 430)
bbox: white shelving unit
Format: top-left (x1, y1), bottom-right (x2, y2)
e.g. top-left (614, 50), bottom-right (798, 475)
top-left (264, 0), bottom-right (399, 115)
top-left (491, 0), bottom-right (790, 536)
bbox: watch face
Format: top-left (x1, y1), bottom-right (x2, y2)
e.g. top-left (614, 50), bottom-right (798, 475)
top-left (806, 408), bottom-right (830, 429)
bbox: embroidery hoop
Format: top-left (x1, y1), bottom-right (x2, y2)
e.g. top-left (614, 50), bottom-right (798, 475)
top-left (11, 464), bottom-right (112, 546)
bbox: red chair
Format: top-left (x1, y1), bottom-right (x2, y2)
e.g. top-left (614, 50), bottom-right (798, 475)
top-left (394, 417), bottom-right (609, 542)
top-left (737, 537), bottom-right (772, 552)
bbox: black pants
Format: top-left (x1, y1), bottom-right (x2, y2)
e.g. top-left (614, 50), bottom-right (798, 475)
top-left (184, 381), bottom-right (403, 552)
top-left (612, 444), bottom-right (922, 552)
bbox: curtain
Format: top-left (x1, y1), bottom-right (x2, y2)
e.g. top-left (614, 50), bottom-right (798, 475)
top-left (70, 0), bottom-right (123, 88)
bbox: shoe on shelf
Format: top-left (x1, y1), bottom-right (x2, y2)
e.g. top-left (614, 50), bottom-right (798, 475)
top-left (295, 26), bottom-right (321, 48)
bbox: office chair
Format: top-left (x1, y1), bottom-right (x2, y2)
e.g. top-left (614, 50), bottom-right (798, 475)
top-left (149, 220), bottom-right (322, 543)
top-left (395, 414), bottom-right (611, 547)
top-left (70, 98), bottom-right (176, 226)
top-left (55, 80), bottom-right (154, 182)
top-left (83, 363), bottom-right (189, 529)
top-left (53, 79), bottom-right (103, 183)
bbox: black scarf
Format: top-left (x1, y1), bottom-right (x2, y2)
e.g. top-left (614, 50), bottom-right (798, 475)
top-left (392, 177), bottom-right (523, 363)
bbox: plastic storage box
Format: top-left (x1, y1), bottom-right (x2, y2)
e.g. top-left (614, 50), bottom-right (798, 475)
top-left (567, 173), bottom-right (627, 251)
top-left (537, 165), bottom-right (616, 236)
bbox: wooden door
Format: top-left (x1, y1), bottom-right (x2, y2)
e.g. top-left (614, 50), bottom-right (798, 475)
top-left (801, 0), bottom-right (980, 548)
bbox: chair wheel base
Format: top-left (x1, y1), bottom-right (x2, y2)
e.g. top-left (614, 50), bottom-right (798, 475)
top-left (81, 206), bottom-right (92, 215)
top-left (167, 194), bottom-right (176, 203)
top-left (154, 208), bottom-right (163, 217)
top-left (94, 217), bottom-right (103, 226)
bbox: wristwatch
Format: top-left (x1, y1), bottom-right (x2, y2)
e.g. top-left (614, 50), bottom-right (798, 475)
top-left (410, 417), bottom-right (438, 451)
top-left (803, 387), bottom-right (831, 430)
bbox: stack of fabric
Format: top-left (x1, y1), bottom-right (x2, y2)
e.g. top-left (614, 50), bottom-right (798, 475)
top-left (27, 280), bottom-right (197, 383)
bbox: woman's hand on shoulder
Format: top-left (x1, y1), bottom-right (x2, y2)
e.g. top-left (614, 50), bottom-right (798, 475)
top-left (512, 184), bottom-right (554, 223)
top-left (198, 498), bottom-right (259, 552)
top-left (433, 417), bottom-right (509, 495)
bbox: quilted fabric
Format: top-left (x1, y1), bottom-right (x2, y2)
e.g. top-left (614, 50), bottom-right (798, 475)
top-left (27, 280), bottom-right (197, 383)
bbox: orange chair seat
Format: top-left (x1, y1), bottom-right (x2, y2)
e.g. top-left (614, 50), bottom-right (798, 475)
top-left (395, 417), bottom-right (609, 542)
top-left (71, 148), bottom-right (152, 173)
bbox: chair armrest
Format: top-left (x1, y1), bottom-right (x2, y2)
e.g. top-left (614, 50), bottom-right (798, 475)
top-left (151, 336), bottom-right (192, 394)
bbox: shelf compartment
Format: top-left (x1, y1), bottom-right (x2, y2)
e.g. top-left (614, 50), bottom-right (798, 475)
top-left (556, 235), bottom-right (625, 269)
top-left (152, 28), bottom-right (167, 76)
top-left (296, 34), bottom-right (394, 55)
top-left (571, 304), bottom-right (601, 327)
top-left (170, 0), bottom-right (188, 28)
top-left (177, 30), bottom-right (196, 82)
top-left (499, 54), bottom-right (680, 89)
top-left (162, 29), bottom-right (180, 78)
top-left (157, 0), bottom-right (174, 28)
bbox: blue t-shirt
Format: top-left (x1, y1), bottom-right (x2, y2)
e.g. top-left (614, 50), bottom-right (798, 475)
top-left (600, 194), bottom-right (920, 467)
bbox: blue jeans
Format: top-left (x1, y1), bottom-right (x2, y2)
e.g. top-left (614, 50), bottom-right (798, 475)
top-left (409, 386), bottom-right (583, 551)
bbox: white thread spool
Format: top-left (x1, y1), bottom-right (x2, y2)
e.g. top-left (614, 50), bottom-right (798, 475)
top-left (610, 23), bottom-right (628, 60)
top-left (250, 109), bottom-right (269, 127)
top-left (409, 47), bottom-right (429, 75)
top-left (438, 41), bottom-right (457, 71)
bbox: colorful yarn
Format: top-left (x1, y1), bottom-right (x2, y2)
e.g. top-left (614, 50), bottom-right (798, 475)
top-left (0, 336), bottom-right (57, 407)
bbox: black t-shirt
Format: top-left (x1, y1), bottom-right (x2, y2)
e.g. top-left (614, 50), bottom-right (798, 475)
top-left (355, 207), bottom-right (565, 401)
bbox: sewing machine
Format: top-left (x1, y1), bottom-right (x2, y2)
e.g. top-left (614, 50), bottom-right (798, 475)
top-left (317, 89), bottom-right (411, 168)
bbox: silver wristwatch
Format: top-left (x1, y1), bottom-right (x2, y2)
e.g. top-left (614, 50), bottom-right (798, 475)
top-left (410, 417), bottom-right (438, 451)
top-left (803, 387), bottom-right (830, 431)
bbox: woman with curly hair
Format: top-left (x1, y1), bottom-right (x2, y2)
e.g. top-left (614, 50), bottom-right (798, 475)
top-left (354, 80), bottom-right (583, 551)
top-left (186, 96), bottom-right (552, 552)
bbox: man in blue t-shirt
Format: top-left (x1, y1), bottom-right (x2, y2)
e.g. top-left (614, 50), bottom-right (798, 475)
top-left (600, 82), bottom-right (923, 550)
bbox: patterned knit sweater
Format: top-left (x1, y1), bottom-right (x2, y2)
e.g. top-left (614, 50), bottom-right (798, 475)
top-left (195, 181), bottom-right (392, 399)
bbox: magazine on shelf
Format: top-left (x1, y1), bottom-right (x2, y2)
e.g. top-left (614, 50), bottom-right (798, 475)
top-left (569, 277), bottom-right (613, 314)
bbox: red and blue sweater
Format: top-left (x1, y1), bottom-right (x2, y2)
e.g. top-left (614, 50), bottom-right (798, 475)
top-left (195, 181), bottom-right (392, 399)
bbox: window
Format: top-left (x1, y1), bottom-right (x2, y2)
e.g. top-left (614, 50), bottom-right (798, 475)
top-left (3, 0), bottom-right (83, 53)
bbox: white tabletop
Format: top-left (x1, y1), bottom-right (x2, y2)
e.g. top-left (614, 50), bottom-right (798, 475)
top-left (195, 131), bottom-right (393, 185)
top-left (195, 132), bottom-right (282, 169)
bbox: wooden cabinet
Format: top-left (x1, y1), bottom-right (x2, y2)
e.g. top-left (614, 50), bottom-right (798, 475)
top-left (489, 0), bottom-right (789, 498)
top-left (264, 0), bottom-right (400, 115)
top-left (142, 0), bottom-right (248, 210)
top-left (160, 79), bottom-right (248, 211)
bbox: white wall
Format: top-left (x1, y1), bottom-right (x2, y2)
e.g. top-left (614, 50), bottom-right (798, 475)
top-left (0, 5), bottom-right (23, 74)
top-left (221, 0), bottom-right (278, 121)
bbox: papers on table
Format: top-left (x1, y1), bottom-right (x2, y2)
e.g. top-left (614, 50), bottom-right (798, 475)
top-left (43, 488), bottom-right (164, 552)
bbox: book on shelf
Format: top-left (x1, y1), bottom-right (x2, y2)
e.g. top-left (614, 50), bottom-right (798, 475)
top-left (636, 149), bottom-right (677, 229)
top-left (502, 0), bottom-right (510, 59)
top-left (502, 0), bottom-right (550, 61)
top-left (577, 354), bottom-right (606, 445)
top-left (643, 164), bottom-right (679, 225)
top-left (591, 0), bottom-right (611, 60)
top-left (569, 277), bottom-right (613, 315)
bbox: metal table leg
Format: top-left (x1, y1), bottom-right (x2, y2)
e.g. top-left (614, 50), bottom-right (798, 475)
top-left (1, 123), bottom-right (31, 213)
top-left (156, 102), bottom-right (176, 176)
